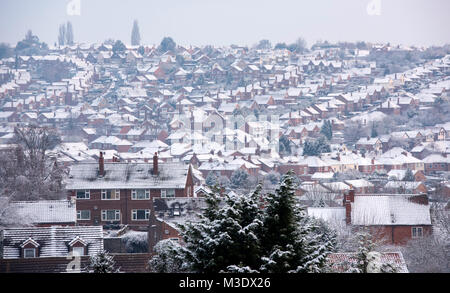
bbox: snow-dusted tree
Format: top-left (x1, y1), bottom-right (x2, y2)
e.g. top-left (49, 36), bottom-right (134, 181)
top-left (341, 232), bottom-right (398, 273)
top-left (259, 171), bottom-right (336, 273)
top-left (344, 120), bottom-right (366, 146)
top-left (265, 171), bottom-right (281, 185)
top-left (370, 122), bottom-right (378, 138)
top-left (230, 169), bottom-right (250, 189)
top-left (58, 24), bottom-right (66, 46)
top-left (0, 125), bottom-right (65, 201)
top-left (66, 21), bottom-right (74, 45)
top-left (205, 171), bottom-right (219, 187)
top-left (402, 168), bottom-right (415, 181)
top-left (0, 197), bottom-right (31, 228)
top-left (303, 183), bottom-right (338, 207)
top-left (401, 235), bottom-right (448, 273)
top-left (174, 184), bottom-right (265, 273)
top-left (88, 250), bottom-right (120, 273)
top-left (303, 136), bottom-right (331, 156)
top-left (148, 239), bottom-right (190, 273)
top-left (320, 120), bottom-right (333, 141)
top-left (131, 20), bottom-right (141, 46)
top-left (121, 231), bottom-right (148, 253)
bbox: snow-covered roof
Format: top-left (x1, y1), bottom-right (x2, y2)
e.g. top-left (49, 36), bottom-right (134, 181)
top-left (10, 200), bottom-right (76, 224)
top-left (66, 162), bottom-right (191, 189)
top-left (351, 195), bottom-right (431, 226)
top-left (1, 226), bottom-right (103, 258)
top-left (307, 207), bottom-right (346, 223)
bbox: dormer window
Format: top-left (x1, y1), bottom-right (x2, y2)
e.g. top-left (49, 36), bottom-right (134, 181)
top-left (68, 236), bottom-right (87, 256)
top-left (20, 238), bottom-right (40, 258)
top-left (24, 248), bottom-right (36, 258)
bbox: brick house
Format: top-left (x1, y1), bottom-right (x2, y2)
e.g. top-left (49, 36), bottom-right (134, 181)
top-left (66, 152), bottom-right (195, 231)
top-left (344, 190), bottom-right (432, 245)
top-left (422, 154), bottom-right (450, 175)
top-left (148, 197), bottom-right (206, 252)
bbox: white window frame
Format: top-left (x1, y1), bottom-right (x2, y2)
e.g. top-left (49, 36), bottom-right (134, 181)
top-left (161, 189), bottom-right (175, 198)
top-left (131, 209), bottom-right (150, 221)
top-left (72, 246), bottom-right (85, 256)
top-left (24, 248), bottom-right (36, 258)
top-left (101, 189), bottom-right (120, 200)
top-left (77, 210), bottom-right (91, 220)
top-left (76, 190), bottom-right (90, 199)
top-left (412, 227), bottom-right (423, 238)
top-left (131, 189), bottom-right (150, 200)
top-left (101, 209), bottom-right (120, 221)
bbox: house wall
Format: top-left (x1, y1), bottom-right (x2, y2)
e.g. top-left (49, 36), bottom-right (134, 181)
top-left (72, 188), bottom-right (187, 230)
top-left (363, 225), bottom-right (433, 245)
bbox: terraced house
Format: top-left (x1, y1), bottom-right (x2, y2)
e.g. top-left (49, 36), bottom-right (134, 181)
top-left (65, 152), bottom-right (195, 231)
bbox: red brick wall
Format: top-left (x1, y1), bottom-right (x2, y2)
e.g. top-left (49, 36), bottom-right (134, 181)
top-left (364, 225), bottom-right (432, 245)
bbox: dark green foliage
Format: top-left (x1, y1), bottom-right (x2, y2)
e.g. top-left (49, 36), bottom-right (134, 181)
top-left (0, 43), bottom-right (13, 59)
top-left (15, 30), bottom-right (48, 56)
top-left (320, 120), bottom-right (333, 140)
top-left (403, 168), bottom-right (415, 181)
top-left (259, 171), bottom-right (336, 273)
top-left (112, 40), bottom-right (126, 53)
top-left (88, 250), bottom-right (120, 273)
top-left (279, 135), bottom-right (292, 155)
top-left (159, 37), bottom-right (176, 53)
top-left (176, 185), bottom-right (265, 273)
top-left (131, 20), bottom-right (141, 46)
top-left (230, 169), bottom-right (249, 189)
top-left (66, 21), bottom-right (74, 45)
top-left (274, 43), bottom-right (288, 50)
top-left (256, 39), bottom-right (271, 50)
top-left (205, 171), bottom-right (219, 187)
top-left (137, 45), bottom-right (145, 56)
top-left (371, 122), bottom-right (378, 138)
top-left (303, 136), bottom-right (331, 156)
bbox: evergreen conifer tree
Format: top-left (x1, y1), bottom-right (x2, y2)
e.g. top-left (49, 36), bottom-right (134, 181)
top-left (88, 250), bottom-right (120, 273)
top-left (131, 20), bottom-right (141, 46)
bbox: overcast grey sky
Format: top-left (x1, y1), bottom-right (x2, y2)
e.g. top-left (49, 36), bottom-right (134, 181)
top-left (1, 0), bottom-right (449, 47)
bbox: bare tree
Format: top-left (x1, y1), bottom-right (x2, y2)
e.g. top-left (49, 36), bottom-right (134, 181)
top-left (0, 125), bottom-right (65, 201)
top-left (0, 197), bottom-right (31, 228)
top-left (344, 120), bottom-right (367, 146)
top-left (401, 235), bottom-right (449, 273)
top-left (302, 183), bottom-right (339, 207)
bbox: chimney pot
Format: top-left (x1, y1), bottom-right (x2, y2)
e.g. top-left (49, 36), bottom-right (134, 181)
top-left (153, 152), bottom-right (158, 175)
top-left (99, 151), bottom-right (105, 176)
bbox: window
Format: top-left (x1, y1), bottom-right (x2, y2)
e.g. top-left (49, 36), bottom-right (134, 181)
top-left (412, 227), bottom-right (423, 238)
top-left (161, 189), bottom-right (175, 198)
top-left (101, 189), bottom-right (120, 200)
top-left (77, 210), bottom-right (91, 220)
top-left (72, 246), bottom-right (85, 256)
top-left (132, 189), bottom-right (150, 200)
top-left (132, 209), bottom-right (150, 221)
top-left (101, 210), bottom-right (120, 221)
top-left (24, 248), bottom-right (36, 258)
top-left (76, 190), bottom-right (90, 199)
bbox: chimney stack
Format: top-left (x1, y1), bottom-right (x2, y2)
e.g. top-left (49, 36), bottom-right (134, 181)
top-left (153, 152), bottom-right (158, 175)
top-left (344, 189), bottom-right (355, 225)
top-left (99, 151), bottom-right (104, 176)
